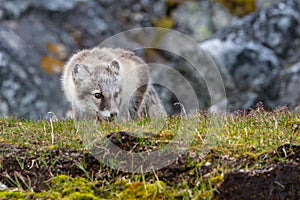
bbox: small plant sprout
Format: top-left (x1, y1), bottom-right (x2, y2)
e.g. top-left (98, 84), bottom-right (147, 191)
top-left (46, 111), bottom-right (57, 145)
top-left (174, 102), bottom-right (187, 117)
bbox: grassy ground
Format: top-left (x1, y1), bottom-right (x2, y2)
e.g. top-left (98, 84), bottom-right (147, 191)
top-left (0, 106), bottom-right (299, 199)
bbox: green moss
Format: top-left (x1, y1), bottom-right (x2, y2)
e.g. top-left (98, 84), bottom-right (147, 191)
top-left (30, 191), bottom-right (60, 199)
top-left (107, 180), bottom-right (173, 199)
top-left (49, 175), bottom-right (98, 199)
top-left (0, 191), bottom-right (60, 200)
top-left (65, 192), bottom-right (99, 200)
top-left (0, 191), bottom-right (27, 199)
top-left (0, 176), bottom-right (99, 200)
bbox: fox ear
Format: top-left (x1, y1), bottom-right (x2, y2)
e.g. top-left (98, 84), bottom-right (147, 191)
top-left (107, 60), bottom-right (120, 75)
top-left (72, 64), bottom-right (90, 83)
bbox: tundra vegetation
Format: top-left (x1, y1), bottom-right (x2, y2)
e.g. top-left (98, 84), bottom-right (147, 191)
top-left (0, 105), bottom-right (299, 199)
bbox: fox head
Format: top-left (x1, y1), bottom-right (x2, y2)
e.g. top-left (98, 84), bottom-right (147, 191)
top-left (72, 60), bottom-right (122, 121)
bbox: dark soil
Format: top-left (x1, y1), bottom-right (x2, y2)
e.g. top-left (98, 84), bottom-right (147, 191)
top-left (1, 133), bottom-right (300, 199)
top-left (0, 143), bottom-right (102, 192)
top-left (217, 164), bottom-right (300, 200)
top-left (217, 144), bottom-right (300, 200)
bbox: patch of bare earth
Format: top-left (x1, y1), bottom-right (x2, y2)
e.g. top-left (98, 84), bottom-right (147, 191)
top-left (217, 144), bottom-right (300, 200)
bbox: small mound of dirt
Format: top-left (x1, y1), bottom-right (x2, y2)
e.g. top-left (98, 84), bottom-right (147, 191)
top-left (217, 145), bottom-right (300, 200)
top-left (0, 143), bottom-right (103, 192)
top-left (217, 164), bottom-right (300, 200)
top-left (106, 131), bottom-right (159, 152)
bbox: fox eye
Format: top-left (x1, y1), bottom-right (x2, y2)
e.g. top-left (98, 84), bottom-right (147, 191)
top-left (111, 60), bottom-right (119, 68)
top-left (94, 93), bottom-right (103, 99)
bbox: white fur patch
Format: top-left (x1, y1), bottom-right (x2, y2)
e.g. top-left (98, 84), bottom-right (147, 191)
top-left (92, 90), bottom-right (101, 94)
top-left (100, 110), bottom-right (111, 118)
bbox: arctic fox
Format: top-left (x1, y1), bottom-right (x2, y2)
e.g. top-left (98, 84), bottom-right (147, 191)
top-left (61, 47), bottom-right (166, 121)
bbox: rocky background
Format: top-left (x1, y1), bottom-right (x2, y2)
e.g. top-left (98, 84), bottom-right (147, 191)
top-left (0, 0), bottom-right (299, 120)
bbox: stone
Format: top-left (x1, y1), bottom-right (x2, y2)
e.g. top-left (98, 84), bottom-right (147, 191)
top-left (172, 0), bottom-right (234, 42)
top-left (0, 0), bottom-right (167, 119)
top-left (278, 62), bottom-right (300, 108)
top-left (201, 0), bottom-right (300, 110)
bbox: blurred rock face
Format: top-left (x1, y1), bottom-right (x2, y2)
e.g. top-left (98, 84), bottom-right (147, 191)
top-left (0, 0), bottom-right (160, 120)
top-left (202, 0), bottom-right (300, 110)
top-left (0, 0), bottom-right (300, 119)
top-left (279, 62), bottom-right (300, 108)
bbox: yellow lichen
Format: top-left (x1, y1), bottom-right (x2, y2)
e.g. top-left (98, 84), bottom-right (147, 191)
top-left (209, 175), bottom-right (224, 186)
top-left (47, 145), bottom-right (56, 150)
top-left (40, 56), bottom-right (64, 74)
top-left (166, 0), bottom-right (184, 8)
top-left (152, 17), bottom-right (174, 29)
top-left (69, 27), bottom-right (83, 45)
top-left (46, 43), bottom-right (67, 60)
top-left (216, 0), bottom-right (256, 17)
top-left (244, 152), bottom-right (259, 161)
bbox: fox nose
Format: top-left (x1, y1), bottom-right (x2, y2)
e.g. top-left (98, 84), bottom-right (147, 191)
top-left (110, 112), bottom-right (118, 118)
